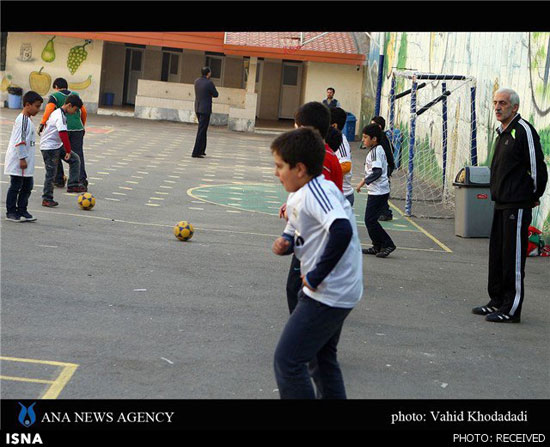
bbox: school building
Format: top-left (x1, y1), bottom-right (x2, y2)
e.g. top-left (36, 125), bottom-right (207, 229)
top-left (0, 32), bottom-right (367, 135)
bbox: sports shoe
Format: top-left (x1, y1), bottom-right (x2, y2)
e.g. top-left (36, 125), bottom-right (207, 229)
top-left (485, 311), bottom-right (520, 323)
top-left (472, 305), bottom-right (499, 316)
top-left (378, 214), bottom-right (393, 221)
top-left (6, 213), bottom-right (21, 222)
top-left (18, 211), bottom-right (37, 222)
top-left (362, 247), bottom-right (379, 255)
top-left (42, 199), bottom-right (59, 207)
top-left (376, 246), bottom-right (396, 258)
top-left (67, 185), bottom-right (87, 193)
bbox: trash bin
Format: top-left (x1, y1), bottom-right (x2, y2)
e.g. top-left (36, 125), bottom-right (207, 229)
top-left (453, 166), bottom-right (494, 238)
top-left (342, 113), bottom-right (356, 142)
top-left (7, 86), bottom-right (23, 109)
top-left (103, 92), bottom-right (114, 106)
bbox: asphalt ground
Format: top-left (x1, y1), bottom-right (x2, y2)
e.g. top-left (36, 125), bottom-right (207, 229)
top-left (1, 107), bottom-right (548, 400)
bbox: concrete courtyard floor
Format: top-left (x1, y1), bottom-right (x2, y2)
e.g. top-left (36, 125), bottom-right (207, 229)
top-left (1, 107), bottom-right (548, 400)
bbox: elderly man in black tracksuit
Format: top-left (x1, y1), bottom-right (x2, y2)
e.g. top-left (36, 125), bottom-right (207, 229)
top-left (472, 88), bottom-right (547, 323)
top-left (191, 66), bottom-right (219, 158)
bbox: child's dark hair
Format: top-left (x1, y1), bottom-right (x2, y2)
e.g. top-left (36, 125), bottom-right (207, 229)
top-left (330, 107), bottom-right (347, 131)
top-left (271, 127), bottom-right (325, 177)
top-left (326, 126), bottom-right (343, 152)
top-left (65, 94), bottom-right (83, 109)
top-left (362, 123), bottom-right (382, 141)
top-left (53, 78), bottom-right (68, 89)
top-left (22, 91), bottom-right (43, 106)
top-left (294, 101), bottom-right (330, 140)
top-left (371, 116), bottom-right (386, 130)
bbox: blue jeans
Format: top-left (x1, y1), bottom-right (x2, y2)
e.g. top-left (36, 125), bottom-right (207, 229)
top-left (274, 291), bottom-right (352, 399)
top-left (6, 175), bottom-right (33, 215)
top-left (55, 130), bottom-right (87, 184)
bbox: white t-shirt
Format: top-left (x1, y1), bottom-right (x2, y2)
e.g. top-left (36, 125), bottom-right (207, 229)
top-left (283, 175), bottom-right (363, 308)
top-left (335, 133), bottom-right (353, 197)
top-left (364, 144), bottom-right (390, 195)
top-left (40, 108), bottom-right (68, 151)
top-left (4, 113), bottom-right (36, 177)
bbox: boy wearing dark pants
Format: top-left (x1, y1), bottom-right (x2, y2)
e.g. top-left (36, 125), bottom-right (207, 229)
top-left (39, 78), bottom-right (88, 189)
top-left (4, 91), bottom-right (43, 222)
top-left (271, 127), bottom-right (363, 399)
top-left (40, 94), bottom-right (86, 207)
top-left (356, 124), bottom-right (396, 258)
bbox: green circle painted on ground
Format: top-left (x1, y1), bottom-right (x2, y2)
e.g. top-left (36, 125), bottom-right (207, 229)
top-left (189, 183), bottom-right (418, 232)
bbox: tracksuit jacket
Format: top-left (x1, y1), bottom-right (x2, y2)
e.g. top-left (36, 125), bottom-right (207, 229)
top-left (490, 113), bottom-right (547, 209)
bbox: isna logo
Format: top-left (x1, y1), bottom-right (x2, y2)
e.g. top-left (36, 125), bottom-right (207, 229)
top-left (18, 402), bottom-right (37, 427)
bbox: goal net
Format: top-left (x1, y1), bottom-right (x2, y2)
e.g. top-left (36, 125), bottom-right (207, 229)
top-left (386, 71), bottom-right (478, 218)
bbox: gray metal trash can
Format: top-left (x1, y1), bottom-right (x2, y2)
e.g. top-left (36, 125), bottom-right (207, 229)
top-left (453, 166), bottom-right (494, 238)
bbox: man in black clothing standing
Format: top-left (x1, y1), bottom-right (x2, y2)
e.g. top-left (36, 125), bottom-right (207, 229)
top-left (472, 88), bottom-right (547, 323)
top-left (192, 67), bottom-right (219, 158)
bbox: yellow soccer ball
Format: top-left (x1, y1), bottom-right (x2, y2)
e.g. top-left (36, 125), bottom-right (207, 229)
top-left (173, 221), bottom-right (194, 241)
top-left (78, 192), bottom-right (96, 210)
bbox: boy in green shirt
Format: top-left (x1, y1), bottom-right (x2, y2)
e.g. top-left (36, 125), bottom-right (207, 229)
top-left (39, 78), bottom-right (88, 190)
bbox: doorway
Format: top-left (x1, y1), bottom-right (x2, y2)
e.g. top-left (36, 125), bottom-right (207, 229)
top-left (123, 47), bottom-right (144, 105)
top-left (278, 62), bottom-right (302, 119)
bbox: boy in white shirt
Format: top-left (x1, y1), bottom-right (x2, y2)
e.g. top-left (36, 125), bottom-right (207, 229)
top-left (356, 123), bottom-right (396, 258)
top-left (40, 94), bottom-right (86, 207)
top-left (330, 107), bottom-right (354, 205)
top-left (4, 91), bottom-right (43, 222)
top-left (271, 127), bottom-right (363, 399)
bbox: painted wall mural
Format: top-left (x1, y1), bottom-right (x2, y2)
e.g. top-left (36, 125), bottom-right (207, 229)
top-left (367, 32), bottom-right (550, 236)
top-left (1, 33), bottom-right (103, 113)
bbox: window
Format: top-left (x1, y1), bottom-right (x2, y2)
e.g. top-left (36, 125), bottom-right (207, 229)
top-left (131, 51), bottom-right (142, 71)
top-left (170, 54), bottom-right (179, 75)
top-left (282, 65), bottom-right (298, 86)
top-left (161, 51), bottom-right (180, 82)
top-left (205, 55), bottom-right (224, 82)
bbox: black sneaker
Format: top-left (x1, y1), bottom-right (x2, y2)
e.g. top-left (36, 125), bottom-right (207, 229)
top-left (6, 213), bottom-right (21, 222)
top-left (472, 305), bottom-right (499, 316)
top-left (18, 211), bottom-right (37, 222)
top-left (376, 246), bottom-right (396, 258)
top-left (378, 214), bottom-right (393, 221)
top-left (362, 247), bottom-right (379, 255)
top-left (486, 311), bottom-right (520, 323)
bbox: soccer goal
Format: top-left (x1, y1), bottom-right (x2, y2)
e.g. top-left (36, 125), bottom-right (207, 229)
top-left (387, 71), bottom-right (477, 218)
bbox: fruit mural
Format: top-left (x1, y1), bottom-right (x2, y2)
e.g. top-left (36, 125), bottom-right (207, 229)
top-left (41, 36), bottom-right (56, 63)
top-left (67, 40), bottom-right (92, 75)
top-left (2, 33), bottom-right (100, 108)
top-left (29, 67), bottom-right (51, 95)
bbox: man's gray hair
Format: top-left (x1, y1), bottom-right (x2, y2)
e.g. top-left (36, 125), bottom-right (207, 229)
top-left (495, 88), bottom-right (520, 107)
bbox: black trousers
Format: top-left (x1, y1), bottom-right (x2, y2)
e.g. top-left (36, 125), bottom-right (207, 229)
top-left (192, 112), bottom-right (211, 157)
top-left (488, 207), bottom-right (532, 318)
top-left (6, 175), bottom-right (33, 215)
top-left (364, 193), bottom-right (395, 249)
